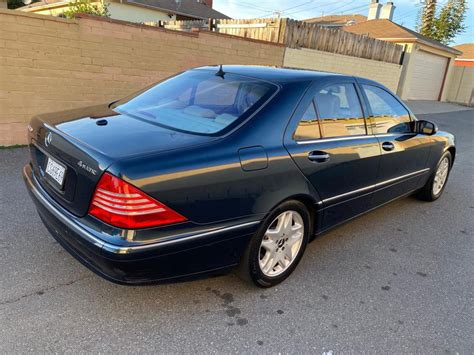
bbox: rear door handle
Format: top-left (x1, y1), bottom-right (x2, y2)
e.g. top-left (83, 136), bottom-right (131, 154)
top-left (382, 142), bottom-right (395, 151)
top-left (308, 151), bottom-right (330, 162)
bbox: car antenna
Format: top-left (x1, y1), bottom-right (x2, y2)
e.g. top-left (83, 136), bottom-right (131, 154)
top-left (215, 64), bottom-right (225, 78)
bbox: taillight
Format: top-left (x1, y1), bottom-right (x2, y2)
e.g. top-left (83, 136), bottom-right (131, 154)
top-left (88, 173), bottom-right (187, 229)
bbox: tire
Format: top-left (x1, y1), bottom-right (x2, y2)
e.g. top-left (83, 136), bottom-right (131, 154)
top-left (238, 200), bottom-right (310, 287)
top-left (416, 151), bottom-right (452, 202)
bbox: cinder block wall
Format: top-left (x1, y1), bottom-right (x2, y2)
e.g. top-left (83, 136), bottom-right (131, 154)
top-left (0, 10), bottom-right (285, 146)
top-left (284, 48), bottom-right (402, 93)
top-left (445, 66), bottom-right (474, 106)
top-left (0, 10), bottom-right (406, 146)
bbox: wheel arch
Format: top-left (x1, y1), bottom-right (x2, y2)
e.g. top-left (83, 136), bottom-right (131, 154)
top-left (447, 146), bottom-right (456, 165)
top-left (265, 194), bottom-right (320, 238)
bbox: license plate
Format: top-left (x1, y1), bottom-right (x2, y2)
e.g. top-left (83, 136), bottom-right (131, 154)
top-left (45, 157), bottom-right (66, 186)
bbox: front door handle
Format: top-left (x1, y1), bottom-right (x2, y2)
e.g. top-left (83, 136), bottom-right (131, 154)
top-left (382, 142), bottom-right (395, 151)
top-left (308, 151), bottom-right (330, 162)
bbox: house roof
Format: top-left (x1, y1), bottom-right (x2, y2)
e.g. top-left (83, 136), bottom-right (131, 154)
top-left (124, 0), bottom-right (230, 19)
top-left (304, 14), bottom-right (367, 26)
top-left (19, 0), bottom-right (230, 19)
top-left (453, 43), bottom-right (474, 60)
top-left (343, 19), bottom-right (461, 55)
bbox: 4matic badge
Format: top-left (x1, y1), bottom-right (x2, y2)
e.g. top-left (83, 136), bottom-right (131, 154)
top-left (77, 160), bottom-right (98, 176)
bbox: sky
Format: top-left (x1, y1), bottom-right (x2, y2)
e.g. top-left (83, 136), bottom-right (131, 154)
top-left (213, 0), bottom-right (474, 45)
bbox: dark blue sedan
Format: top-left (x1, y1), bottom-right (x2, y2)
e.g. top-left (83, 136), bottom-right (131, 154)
top-left (23, 65), bottom-right (455, 287)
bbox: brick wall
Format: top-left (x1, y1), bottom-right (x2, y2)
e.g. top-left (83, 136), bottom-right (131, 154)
top-left (0, 10), bottom-right (406, 146)
top-left (0, 10), bottom-right (284, 146)
top-left (284, 48), bottom-right (402, 93)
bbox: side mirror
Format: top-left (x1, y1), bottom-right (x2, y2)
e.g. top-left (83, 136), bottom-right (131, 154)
top-left (416, 120), bottom-right (438, 135)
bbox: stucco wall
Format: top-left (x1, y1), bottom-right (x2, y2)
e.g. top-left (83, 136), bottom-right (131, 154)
top-left (107, 3), bottom-right (176, 23)
top-left (445, 66), bottom-right (474, 106)
top-left (19, 1), bottom-right (176, 22)
top-left (283, 48), bottom-right (402, 92)
top-left (0, 10), bottom-right (284, 146)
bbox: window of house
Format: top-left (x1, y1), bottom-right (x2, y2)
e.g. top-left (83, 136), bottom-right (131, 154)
top-left (362, 85), bottom-right (411, 134)
top-left (294, 101), bottom-right (321, 141)
top-left (314, 83), bottom-right (366, 138)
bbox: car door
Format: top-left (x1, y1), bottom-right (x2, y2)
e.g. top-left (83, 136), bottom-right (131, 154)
top-left (284, 78), bottom-right (381, 231)
top-left (358, 81), bottom-right (432, 205)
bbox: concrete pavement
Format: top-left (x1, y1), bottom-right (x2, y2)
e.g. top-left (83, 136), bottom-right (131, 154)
top-left (0, 108), bottom-right (472, 353)
top-left (405, 100), bottom-right (471, 115)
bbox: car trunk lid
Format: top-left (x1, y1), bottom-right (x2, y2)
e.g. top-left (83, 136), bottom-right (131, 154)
top-left (28, 103), bottom-right (216, 217)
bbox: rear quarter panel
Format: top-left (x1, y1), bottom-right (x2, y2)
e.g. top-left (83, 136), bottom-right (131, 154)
top-left (107, 82), bottom-right (321, 225)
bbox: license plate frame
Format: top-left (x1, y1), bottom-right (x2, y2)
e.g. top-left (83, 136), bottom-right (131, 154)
top-left (45, 156), bottom-right (67, 188)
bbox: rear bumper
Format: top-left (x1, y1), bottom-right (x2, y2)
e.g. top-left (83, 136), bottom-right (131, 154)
top-left (23, 164), bottom-right (259, 284)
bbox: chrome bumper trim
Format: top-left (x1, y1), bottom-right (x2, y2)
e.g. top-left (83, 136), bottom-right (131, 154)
top-left (24, 166), bottom-right (260, 254)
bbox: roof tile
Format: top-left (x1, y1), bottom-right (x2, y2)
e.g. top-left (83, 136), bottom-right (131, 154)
top-left (453, 43), bottom-right (474, 60)
top-left (343, 19), bottom-right (461, 55)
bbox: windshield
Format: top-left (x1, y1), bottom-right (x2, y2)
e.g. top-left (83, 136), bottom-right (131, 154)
top-left (113, 70), bottom-right (277, 135)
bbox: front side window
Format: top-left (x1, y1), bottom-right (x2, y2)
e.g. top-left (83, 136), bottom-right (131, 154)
top-left (294, 101), bottom-right (321, 141)
top-left (314, 83), bottom-right (366, 138)
top-left (362, 85), bottom-right (411, 134)
top-left (113, 70), bottom-right (277, 135)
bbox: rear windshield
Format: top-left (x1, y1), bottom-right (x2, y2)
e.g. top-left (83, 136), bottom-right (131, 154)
top-left (112, 70), bottom-right (277, 135)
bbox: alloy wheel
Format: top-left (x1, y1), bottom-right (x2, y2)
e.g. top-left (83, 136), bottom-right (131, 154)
top-left (259, 210), bottom-right (305, 277)
top-left (432, 156), bottom-right (449, 196)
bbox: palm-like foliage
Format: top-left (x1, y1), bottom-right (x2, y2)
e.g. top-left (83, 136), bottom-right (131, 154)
top-left (418, 0), bottom-right (467, 44)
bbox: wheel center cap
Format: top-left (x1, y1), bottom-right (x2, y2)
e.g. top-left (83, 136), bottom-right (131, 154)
top-left (278, 239), bottom-right (285, 247)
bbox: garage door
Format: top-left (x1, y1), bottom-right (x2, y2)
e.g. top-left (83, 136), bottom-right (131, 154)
top-left (408, 50), bottom-right (449, 101)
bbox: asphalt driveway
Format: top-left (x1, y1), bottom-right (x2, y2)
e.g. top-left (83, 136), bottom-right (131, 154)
top-left (0, 107), bottom-right (473, 353)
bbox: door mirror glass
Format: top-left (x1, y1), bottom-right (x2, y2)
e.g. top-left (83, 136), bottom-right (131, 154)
top-left (416, 120), bottom-right (438, 135)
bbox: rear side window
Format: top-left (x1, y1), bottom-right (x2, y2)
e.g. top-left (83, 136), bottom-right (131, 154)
top-left (362, 85), bottom-right (411, 134)
top-left (113, 70), bottom-right (276, 135)
top-left (314, 83), bottom-right (366, 138)
top-left (294, 101), bottom-right (321, 141)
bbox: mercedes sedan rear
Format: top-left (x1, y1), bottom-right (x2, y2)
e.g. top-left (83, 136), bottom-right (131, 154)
top-left (24, 66), bottom-right (455, 287)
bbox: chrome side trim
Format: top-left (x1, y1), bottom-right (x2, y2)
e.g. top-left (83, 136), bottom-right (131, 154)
top-left (374, 133), bottom-right (406, 138)
top-left (297, 132), bottom-right (416, 145)
top-left (25, 167), bottom-right (260, 254)
top-left (323, 184), bottom-right (375, 203)
top-left (296, 135), bottom-right (372, 145)
top-left (375, 168), bottom-right (430, 188)
top-left (322, 168), bottom-right (430, 204)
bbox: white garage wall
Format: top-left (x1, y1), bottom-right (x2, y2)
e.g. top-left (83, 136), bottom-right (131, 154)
top-left (407, 50), bottom-right (448, 101)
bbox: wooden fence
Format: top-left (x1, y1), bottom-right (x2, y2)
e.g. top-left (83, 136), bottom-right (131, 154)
top-left (150, 18), bottom-right (403, 64)
top-left (282, 19), bottom-right (403, 64)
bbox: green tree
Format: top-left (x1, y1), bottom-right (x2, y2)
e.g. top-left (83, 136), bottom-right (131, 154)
top-left (432, 0), bottom-right (467, 44)
top-left (62, 0), bottom-right (110, 19)
top-left (419, 0), bottom-right (437, 38)
top-left (418, 0), bottom-right (467, 44)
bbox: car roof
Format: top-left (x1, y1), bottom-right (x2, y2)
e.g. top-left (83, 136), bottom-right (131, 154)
top-left (194, 65), bottom-right (347, 83)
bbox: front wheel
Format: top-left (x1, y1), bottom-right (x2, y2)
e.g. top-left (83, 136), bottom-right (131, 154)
top-left (238, 200), bottom-right (310, 287)
top-left (416, 151), bottom-right (452, 201)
